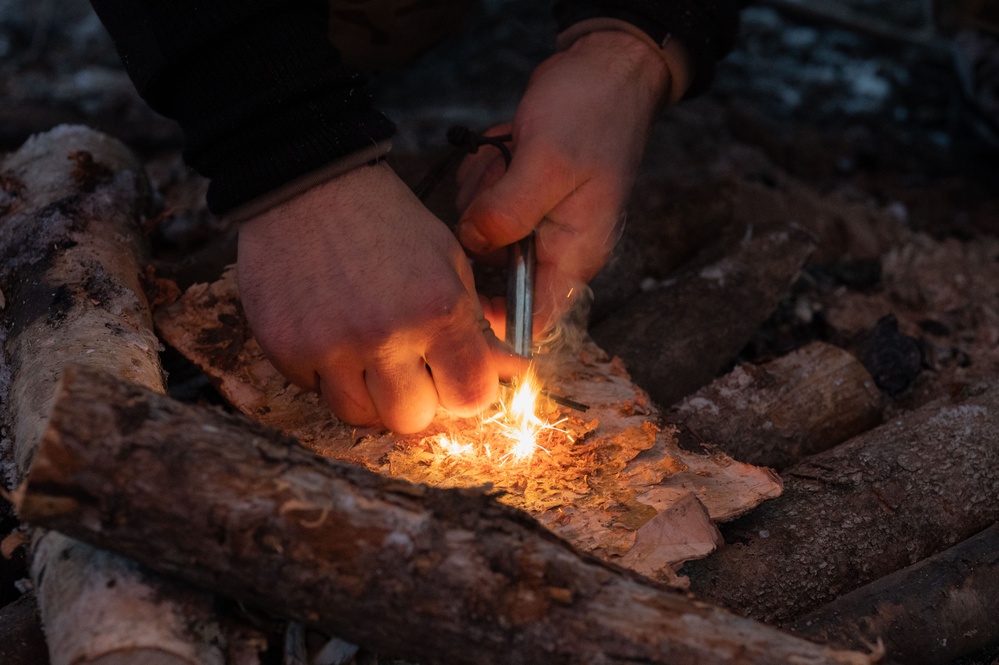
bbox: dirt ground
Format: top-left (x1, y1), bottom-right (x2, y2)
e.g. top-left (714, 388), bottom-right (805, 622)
top-left (2, 0), bottom-right (999, 663)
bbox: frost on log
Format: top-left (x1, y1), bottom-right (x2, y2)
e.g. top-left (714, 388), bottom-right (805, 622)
top-left (0, 126), bottom-right (253, 665)
top-left (20, 366), bottom-right (873, 665)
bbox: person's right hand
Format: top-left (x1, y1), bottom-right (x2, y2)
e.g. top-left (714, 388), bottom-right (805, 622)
top-left (236, 161), bottom-right (523, 434)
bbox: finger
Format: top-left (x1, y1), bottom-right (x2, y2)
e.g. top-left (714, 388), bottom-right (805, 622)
top-left (484, 327), bottom-right (530, 379)
top-left (425, 317), bottom-right (499, 418)
top-left (536, 214), bottom-right (622, 283)
top-left (364, 353), bottom-right (440, 434)
top-left (455, 123), bottom-right (513, 213)
top-left (318, 367), bottom-right (379, 427)
top-left (478, 293), bottom-right (506, 341)
top-left (455, 151), bottom-right (508, 214)
top-left (263, 355), bottom-right (316, 393)
top-left (457, 143), bottom-right (582, 255)
top-left (530, 198), bottom-right (624, 333)
top-left (533, 261), bottom-right (587, 336)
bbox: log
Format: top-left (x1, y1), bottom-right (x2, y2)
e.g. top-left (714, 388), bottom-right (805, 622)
top-left (0, 126), bottom-right (241, 665)
top-left (591, 226), bottom-right (816, 408)
top-left (0, 593), bottom-right (49, 665)
top-left (666, 342), bottom-right (885, 470)
top-left (682, 386), bottom-right (999, 625)
top-left (790, 523), bottom-right (999, 665)
top-left (20, 366), bottom-right (874, 665)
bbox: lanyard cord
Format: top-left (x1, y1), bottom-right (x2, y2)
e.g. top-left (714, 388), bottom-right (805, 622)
top-left (413, 125), bottom-right (512, 202)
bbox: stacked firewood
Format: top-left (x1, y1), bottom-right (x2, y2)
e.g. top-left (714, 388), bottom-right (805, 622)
top-left (2, 126), bottom-right (998, 665)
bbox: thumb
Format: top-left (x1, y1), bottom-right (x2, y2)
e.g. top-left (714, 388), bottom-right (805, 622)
top-left (457, 147), bottom-right (571, 255)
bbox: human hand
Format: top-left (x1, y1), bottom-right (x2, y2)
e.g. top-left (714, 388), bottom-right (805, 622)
top-left (237, 162), bottom-right (523, 433)
top-left (455, 30), bottom-right (671, 334)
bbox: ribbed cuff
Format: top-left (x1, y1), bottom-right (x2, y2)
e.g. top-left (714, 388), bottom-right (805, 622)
top-left (224, 140), bottom-right (393, 223)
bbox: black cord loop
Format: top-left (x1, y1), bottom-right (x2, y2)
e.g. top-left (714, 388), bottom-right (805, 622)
top-left (414, 125), bottom-right (512, 201)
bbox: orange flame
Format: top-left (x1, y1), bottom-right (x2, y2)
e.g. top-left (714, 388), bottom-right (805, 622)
top-left (434, 369), bottom-right (568, 466)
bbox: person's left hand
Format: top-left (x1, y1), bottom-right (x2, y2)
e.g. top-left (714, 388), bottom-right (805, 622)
top-left (455, 29), bottom-right (671, 336)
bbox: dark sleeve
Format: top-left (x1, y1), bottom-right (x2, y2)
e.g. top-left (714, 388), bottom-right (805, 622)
top-left (89, 0), bottom-right (395, 215)
top-left (553, 0), bottom-right (752, 97)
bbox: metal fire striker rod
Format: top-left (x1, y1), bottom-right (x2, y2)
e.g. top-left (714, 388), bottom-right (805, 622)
top-left (505, 234), bottom-right (536, 358)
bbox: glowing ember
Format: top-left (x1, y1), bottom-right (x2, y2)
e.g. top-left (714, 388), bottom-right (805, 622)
top-left (433, 369), bottom-right (570, 466)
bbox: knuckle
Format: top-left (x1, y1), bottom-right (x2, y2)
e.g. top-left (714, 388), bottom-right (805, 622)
top-left (422, 279), bottom-right (477, 328)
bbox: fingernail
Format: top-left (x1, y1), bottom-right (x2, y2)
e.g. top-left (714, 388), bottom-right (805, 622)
top-left (458, 222), bottom-right (489, 253)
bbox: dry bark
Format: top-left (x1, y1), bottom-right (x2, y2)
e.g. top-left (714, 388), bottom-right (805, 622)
top-left (155, 266), bottom-right (784, 585)
top-left (790, 523), bottom-right (999, 665)
top-left (666, 342), bottom-right (885, 470)
top-left (0, 126), bottom-right (242, 665)
top-left (591, 226), bottom-right (816, 408)
top-left (682, 386), bottom-right (999, 625)
top-left (20, 366), bottom-right (874, 665)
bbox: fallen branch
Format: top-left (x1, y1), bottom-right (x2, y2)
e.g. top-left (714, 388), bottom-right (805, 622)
top-left (683, 387), bottom-right (999, 625)
top-left (20, 366), bottom-right (873, 665)
top-left (790, 523), bottom-right (999, 665)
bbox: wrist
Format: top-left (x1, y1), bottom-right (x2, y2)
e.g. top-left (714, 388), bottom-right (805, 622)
top-left (556, 19), bottom-right (692, 105)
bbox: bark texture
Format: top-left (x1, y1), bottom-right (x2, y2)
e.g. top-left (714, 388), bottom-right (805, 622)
top-left (591, 226), bottom-right (816, 407)
top-left (790, 523), bottom-right (999, 665)
top-left (666, 342), bottom-right (885, 469)
top-left (0, 126), bottom-right (233, 665)
top-left (21, 366), bottom-right (874, 665)
top-left (0, 593), bottom-right (49, 665)
top-left (682, 386), bottom-right (999, 625)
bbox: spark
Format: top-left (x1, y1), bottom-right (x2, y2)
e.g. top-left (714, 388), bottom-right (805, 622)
top-left (432, 369), bottom-right (571, 467)
top-left (437, 436), bottom-right (474, 457)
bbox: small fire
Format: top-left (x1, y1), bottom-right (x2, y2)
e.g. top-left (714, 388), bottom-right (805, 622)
top-left (434, 369), bottom-right (569, 466)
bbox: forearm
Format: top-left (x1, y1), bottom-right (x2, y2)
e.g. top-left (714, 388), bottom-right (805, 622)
top-left (89, 0), bottom-right (395, 214)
